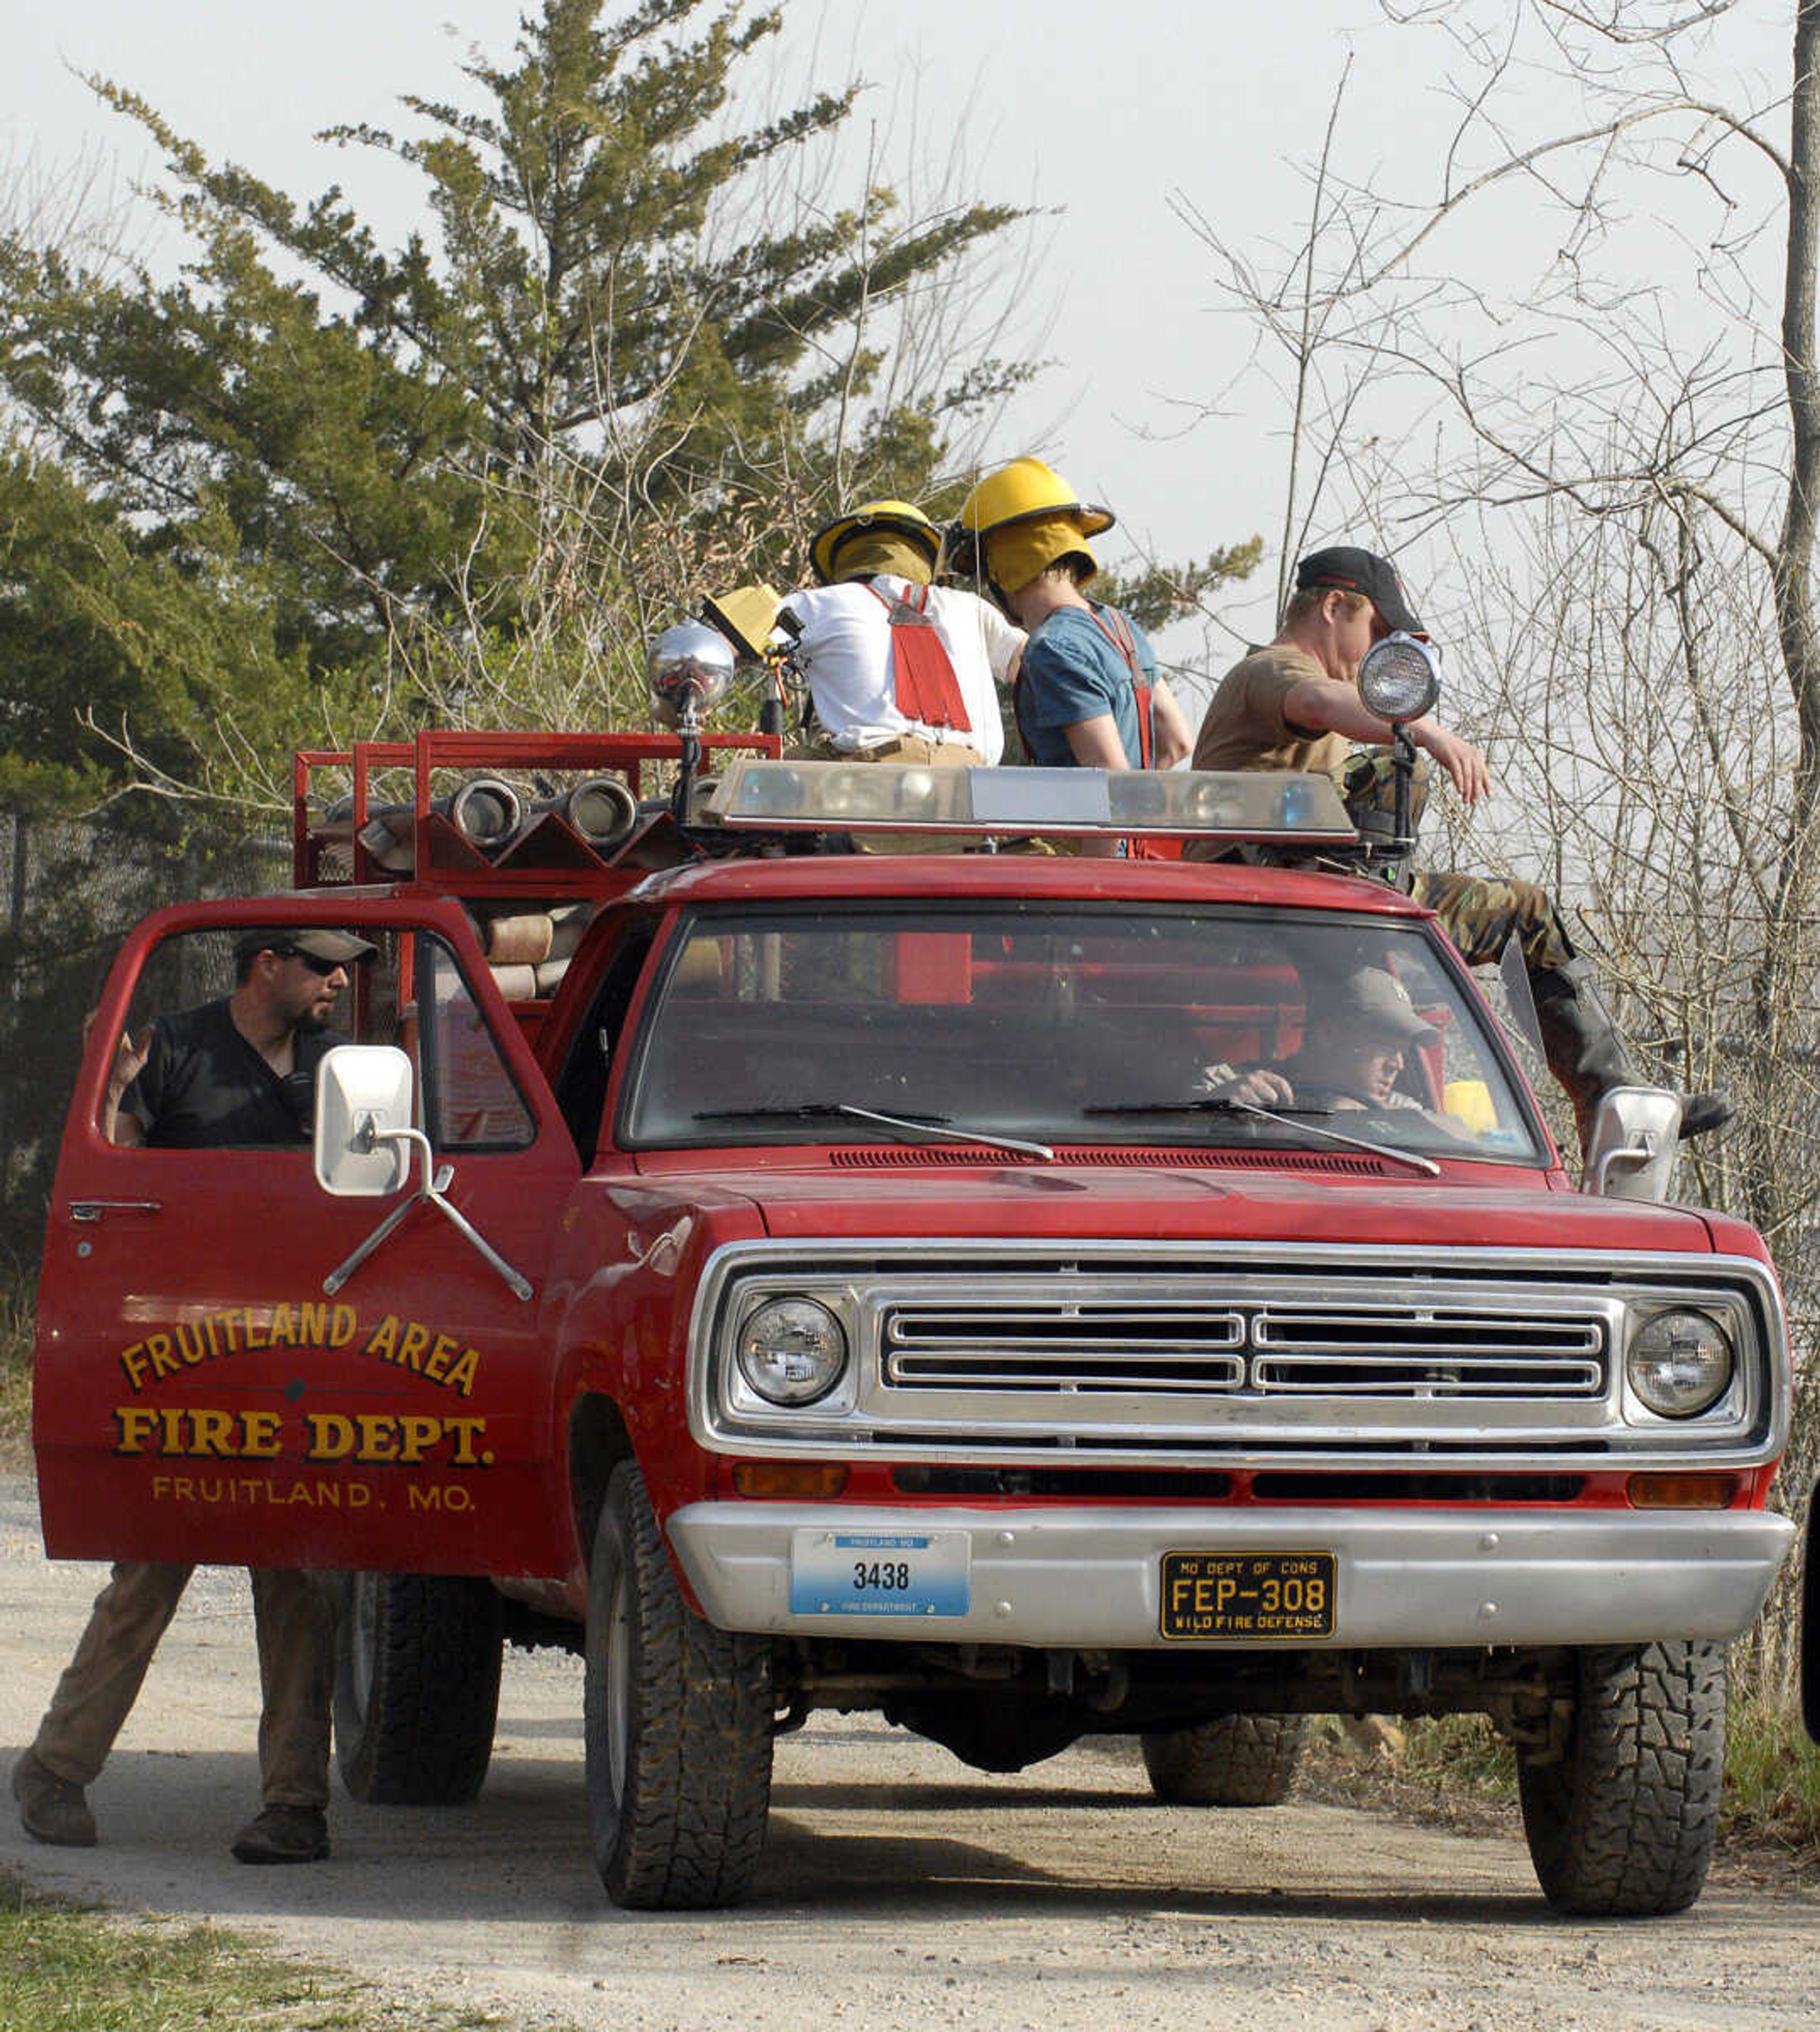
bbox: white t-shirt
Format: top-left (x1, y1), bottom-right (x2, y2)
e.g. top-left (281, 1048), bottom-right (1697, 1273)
top-left (780, 578), bottom-right (1023, 764)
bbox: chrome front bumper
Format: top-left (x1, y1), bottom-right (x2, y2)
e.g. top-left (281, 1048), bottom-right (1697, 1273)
top-left (665, 1502), bottom-right (1795, 1649)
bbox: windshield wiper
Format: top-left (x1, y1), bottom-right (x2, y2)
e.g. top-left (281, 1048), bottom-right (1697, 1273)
top-left (1083, 1097), bottom-right (1440, 1177)
top-left (692, 1103), bottom-right (1054, 1163)
top-left (1087, 1099), bottom-right (1330, 1118)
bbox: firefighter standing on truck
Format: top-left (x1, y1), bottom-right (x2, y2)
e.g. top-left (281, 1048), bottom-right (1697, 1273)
top-left (781, 499), bottom-right (1024, 768)
top-left (945, 457), bottom-right (1192, 857)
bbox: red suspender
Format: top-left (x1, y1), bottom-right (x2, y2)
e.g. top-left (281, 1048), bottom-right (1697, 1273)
top-left (1011, 658), bottom-right (1038, 764)
top-left (1090, 605), bottom-right (1153, 768)
top-left (863, 580), bottom-right (972, 735)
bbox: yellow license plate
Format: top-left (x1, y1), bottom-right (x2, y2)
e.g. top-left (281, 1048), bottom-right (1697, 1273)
top-left (1159, 1550), bottom-right (1337, 1640)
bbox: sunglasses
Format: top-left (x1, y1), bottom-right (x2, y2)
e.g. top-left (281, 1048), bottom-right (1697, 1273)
top-left (273, 947), bottom-right (346, 978)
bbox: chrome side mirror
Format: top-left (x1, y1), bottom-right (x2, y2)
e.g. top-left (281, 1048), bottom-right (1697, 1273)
top-left (1581, 1087), bottom-right (1682, 1201)
top-left (313, 1045), bottom-right (414, 1197)
top-left (313, 1043), bottom-right (532, 1300)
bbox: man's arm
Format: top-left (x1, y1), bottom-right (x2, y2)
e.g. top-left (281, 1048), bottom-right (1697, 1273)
top-left (977, 598), bottom-right (1027, 686)
top-left (1061, 714), bottom-right (1134, 858)
top-left (1200, 1063), bottom-right (1296, 1106)
top-left (1062, 713), bottom-right (1132, 771)
top-left (1283, 674), bottom-right (1492, 805)
top-left (1149, 677), bottom-right (1192, 769)
top-left (99, 1026), bottom-right (151, 1146)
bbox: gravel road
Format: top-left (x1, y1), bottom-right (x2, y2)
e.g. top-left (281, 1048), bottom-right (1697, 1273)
top-left (1, 1476), bottom-right (1815, 2032)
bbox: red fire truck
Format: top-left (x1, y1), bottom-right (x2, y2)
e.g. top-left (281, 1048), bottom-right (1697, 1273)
top-left (31, 715), bottom-right (1794, 1919)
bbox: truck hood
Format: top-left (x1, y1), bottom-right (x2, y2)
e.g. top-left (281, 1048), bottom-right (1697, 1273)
top-left (637, 1158), bottom-right (1723, 1254)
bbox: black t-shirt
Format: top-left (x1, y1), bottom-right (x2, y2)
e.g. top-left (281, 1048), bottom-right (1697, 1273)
top-left (123, 999), bottom-right (344, 1149)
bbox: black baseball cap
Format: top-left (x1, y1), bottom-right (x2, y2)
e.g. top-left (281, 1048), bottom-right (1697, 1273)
top-left (235, 927), bottom-right (377, 967)
top-left (1296, 547), bottom-right (1424, 635)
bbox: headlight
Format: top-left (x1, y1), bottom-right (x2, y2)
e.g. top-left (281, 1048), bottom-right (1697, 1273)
top-left (1627, 1308), bottom-right (1734, 1417)
top-left (736, 1297), bottom-right (847, 1405)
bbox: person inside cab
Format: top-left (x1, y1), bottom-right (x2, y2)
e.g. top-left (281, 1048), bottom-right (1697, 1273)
top-left (1201, 964), bottom-right (1469, 1138)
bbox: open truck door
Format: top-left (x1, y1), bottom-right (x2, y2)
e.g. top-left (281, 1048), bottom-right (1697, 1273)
top-left (33, 895), bottom-right (580, 1581)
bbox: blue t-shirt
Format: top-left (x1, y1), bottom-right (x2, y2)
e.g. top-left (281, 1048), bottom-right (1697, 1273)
top-left (1017, 604), bottom-right (1155, 768)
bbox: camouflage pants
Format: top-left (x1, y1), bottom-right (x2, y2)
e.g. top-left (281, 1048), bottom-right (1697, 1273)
top-left (1409, 869), bottom-right (1575, 978)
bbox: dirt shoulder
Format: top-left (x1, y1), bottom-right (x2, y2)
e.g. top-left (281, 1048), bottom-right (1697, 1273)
top-left (2, 1476), bottom-right (1817, 2032)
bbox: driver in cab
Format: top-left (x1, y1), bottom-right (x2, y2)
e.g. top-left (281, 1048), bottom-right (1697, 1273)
top-left (1202, 966), bottom-right (1465, 1133)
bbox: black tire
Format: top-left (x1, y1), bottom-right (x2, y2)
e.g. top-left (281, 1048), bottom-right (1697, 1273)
top-left (1518, 1640), bottom-right (1725, 1917)
top-left (1140, 1713), bottom-right (1307, 1806)
top-left (334, 1572), bottom-right (504, 1805)
top-left (1800, 1481), bottom-right (1820, 1745)
top-left (584, 1462), bottom-right (774, 1909)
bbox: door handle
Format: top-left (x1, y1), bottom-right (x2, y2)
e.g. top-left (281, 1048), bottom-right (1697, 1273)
top-left (70, 1200), bottom-right (164, 1222)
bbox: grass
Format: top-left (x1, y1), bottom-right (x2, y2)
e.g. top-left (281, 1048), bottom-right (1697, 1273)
top-left (1394, 1712), bottom-right (1519, 1799)
top-left (1720, 1689), bottom-right (1820, 1860)
top-left (0, 1275), bottom-right (31, 1469)
top-left (1312, 1688), bottom-right (1820, 1872)
top-left (0, 1866), bottom-right (365, 2031)
top-left (0, 1865), bottom-right (532, 2031)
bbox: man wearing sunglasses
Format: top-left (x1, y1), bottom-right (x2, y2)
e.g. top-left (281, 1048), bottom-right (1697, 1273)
top-left (13, 925), bottom-right (374, 1867)
top-left (100, 928), bottom-right (373, 1148)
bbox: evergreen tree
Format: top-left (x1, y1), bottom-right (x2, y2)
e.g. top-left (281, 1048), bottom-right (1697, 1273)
top-left (0, 0), bottom-right (1033, 773)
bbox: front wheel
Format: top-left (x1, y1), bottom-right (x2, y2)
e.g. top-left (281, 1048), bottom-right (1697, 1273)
top-left (334, 1572), bottom-right (503, 1804)
top-left (1517, 1641), bottom-right (1724, 1917)
top-left (1141, 1713), bottom-right (1306, 1806)
top-left (583, 1462), bottom-right (774, 1909)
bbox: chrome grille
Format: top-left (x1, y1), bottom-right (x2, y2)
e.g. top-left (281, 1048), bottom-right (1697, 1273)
top-left (1251, 1304), bottom-right (1603, 1396)
top-left (882, 1298), bottom-right (1606, 1401)
top-left (885, 1303), bottom-right (1246, 1392)
top-left (694, 1240), bottom-right (1781, 1469)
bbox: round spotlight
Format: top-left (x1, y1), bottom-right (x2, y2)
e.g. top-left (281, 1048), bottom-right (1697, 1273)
top-left (1358, 633), bottom-right (1441, 725)
top-left (648, 620), bottom-right (735, 718)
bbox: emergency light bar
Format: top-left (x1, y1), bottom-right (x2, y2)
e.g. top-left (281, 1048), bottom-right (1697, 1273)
top-left (695, 760), bottom-right (1356, 840)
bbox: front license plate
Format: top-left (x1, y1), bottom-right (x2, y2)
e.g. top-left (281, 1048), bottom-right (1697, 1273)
top-left (789, 1529), bottom-right (971, 1618)
top-left (1159, 1550), bottom-right (1337, 1640)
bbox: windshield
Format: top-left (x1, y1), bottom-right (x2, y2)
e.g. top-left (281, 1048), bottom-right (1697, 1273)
top-left (621, 902), bottom-right (1547, 1165)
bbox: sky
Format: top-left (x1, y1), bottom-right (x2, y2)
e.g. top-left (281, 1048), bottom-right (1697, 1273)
top-left (0, 0), bottom-right (1801, 705)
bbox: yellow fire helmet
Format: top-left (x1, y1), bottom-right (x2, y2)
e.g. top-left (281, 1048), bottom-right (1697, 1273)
top-left (808, 500), bottom-right (942, 586)
top-left (944, 457), bottom-right (1116, 591)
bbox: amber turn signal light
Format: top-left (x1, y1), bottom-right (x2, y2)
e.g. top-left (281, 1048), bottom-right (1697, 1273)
top-left (1626, 1472), bottom-right (1738, 1510)
top-left (732, 1461), bottom-right (848, 1498)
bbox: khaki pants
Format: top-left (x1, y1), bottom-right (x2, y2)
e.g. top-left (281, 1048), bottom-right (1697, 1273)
top-left (31, 1561), bottom-right (337, 1810)
top-left (791, 732), bottom-right (984, 767)
top-left (791, 733), bottom-right (985, 853)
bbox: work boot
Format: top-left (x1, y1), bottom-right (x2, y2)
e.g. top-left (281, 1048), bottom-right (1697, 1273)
top-left (230, 1804), bottom-right (330, 1865)
top-left (11, 1748), bottom-right (98, 1847)
top-left (1532, 962), bottom-right (1733, 1154)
